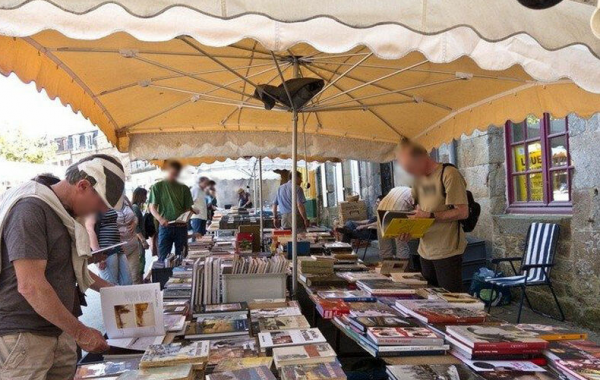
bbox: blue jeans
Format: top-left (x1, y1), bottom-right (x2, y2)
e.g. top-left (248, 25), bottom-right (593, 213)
top-left (190, 219), bottom-right (207, 236)
top-left (99, 253), bottom-right (132, 285)
top-left (158, 225), bottom-right (188, 260)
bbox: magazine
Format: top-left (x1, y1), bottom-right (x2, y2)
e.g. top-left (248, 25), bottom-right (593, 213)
top-left (139, 341), bottom-right (209, 368)
top-left (273, 343), bottom-right (337, 368)
top-left (101, 283), bottom-right (165, 339)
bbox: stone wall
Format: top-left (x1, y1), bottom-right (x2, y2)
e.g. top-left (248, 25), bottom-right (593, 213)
top-left (451, 114), bottom-right (600, 330)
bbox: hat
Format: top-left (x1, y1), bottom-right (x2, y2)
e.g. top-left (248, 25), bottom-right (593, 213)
top-left (237, 188), bottom-right (245, 194)
top-left (77, 156), bottom-right (126, 210)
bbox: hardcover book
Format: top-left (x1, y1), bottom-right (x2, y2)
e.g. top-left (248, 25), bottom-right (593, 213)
top-left (347, 316), bottom-right (418, 333)
top-left (556, 359), bottom-right (600, 380)
top-left (396, 300), bottom-right (487, 324)
top-left (195, 302), bottom-right (249, 318)
top-left (206, 366), bottom-right (276, 380)
top-left (390, 272), bottom-right (428, 286)
top-left (377, 210), bottom-right (434, 239)
top-left (478, 371), bottom-right (562, 380)
top-left (139, 341), bottom-right (209, 368)
top-left (316, 290), bottom-right (375, 302)
top-left (257, 315), bottom-right (311, 332)
top-left (445, 325), bottom-right (549, 351)
top-left (250, 307), bottom-right (303, 319)
top-left (248, 299), bottom-right (288, 310)
top-left (280, 361), bottom-right (347, 380)
top-left (348, 302), bottom-right (398, 318)
top-left (273, 343), bottom-right (337, 368)
top-left (514, 324), bottom-right (588, 341)
top-left (356, 280), bottom-right (417, 295)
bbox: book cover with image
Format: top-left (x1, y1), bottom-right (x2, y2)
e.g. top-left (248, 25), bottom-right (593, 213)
top-left (258, 315), bottom-right (311, 332)
top-left (273, 343), bottom-right (337, 368)
top-left (139, 341), bottom-right (209, 368)
top-left (75, 358), bottom-right (139, 379)
top-left (280, 362), bottom-right (347, 380)
top-left (206, 366), bottom-right (276, 380)
top-left (208, 337), bottom-right (259, 366)
top-left (185, 317), bottom-right (249, 339)
top-left (258, 328), bottom-right (326, 350)
top-left (116, 364), bottom-right (193, 380)
top-left (367, 327), bottom-right (443, 346)
top-left (250, 306), bottom-right (303, 319)
top-left (445, 325), bottom-right (549, 350)
top-left (386, 364), bottom-right (483, 380)
top-left (514, 324), bottom-right (588, 341)
top-left (396, 300), bottom-right (487, 324)
top-left (213, 357), bottom-right (273, 373)
top-left (348, 302), bottom-right (398, 318)
top-left (349, 316), bottom-right (417, 332)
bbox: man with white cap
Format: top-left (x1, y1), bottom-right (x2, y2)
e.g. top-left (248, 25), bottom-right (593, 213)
top-left (0, 154), bottom-right (125, 379)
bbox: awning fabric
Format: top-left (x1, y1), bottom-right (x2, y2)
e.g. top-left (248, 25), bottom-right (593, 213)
top-left (0, 1), bottom-right (599, 162)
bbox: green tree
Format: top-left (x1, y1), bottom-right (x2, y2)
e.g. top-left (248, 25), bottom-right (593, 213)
top-left (0, 127), bottom-right (57, 164)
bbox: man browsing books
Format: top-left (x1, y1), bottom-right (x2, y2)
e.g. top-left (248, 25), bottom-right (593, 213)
top-left (0, 154), bottom-right (124, 379)
top-left (190, 176), bottom-right (210, 239)
top-left (149, 160), bottom-right (195, 260)
top-left (396, 138), bottom-right (469, 292)
top-left (272, 171), bottom-right (309, 232)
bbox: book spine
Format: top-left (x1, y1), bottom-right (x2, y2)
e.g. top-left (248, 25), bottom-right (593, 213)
top-left (473, 341), bottom-right (549, 351)
top-left (374, 337), bottom-right (443, 346)
top-left (341, 297), bottom-right (377, 302)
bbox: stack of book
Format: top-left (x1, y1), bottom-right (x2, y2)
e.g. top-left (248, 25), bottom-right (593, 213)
top-left (193, 302), bottom-right (249, 319)
top-left (202, 257), bottom-right (222, 305)
top-left (415, 288), bottom-right (485, 310)
top-left (311, 295), bottom-right (350, 319)
top-left (390, 272), bottom-right (428, 287)
top-left (298, 273), bottom-right (349, 287)
top-left (544, 340), bottom-right (600, 380)
top-left (395, 300), bottom-right (488, 325)
top-left (387, 364), bottom-right (482, 380)
top-left (258, 328), bottom-right (327, 354)
top-left (316, 290), bottom-right (376, 302)
top-left (299, 258), bottom-right (335, 276)
top-left (230, 254), bottom-right (288, 274)
top-left (207, 336), bottom-right (259, 367)
top-left (446, 325), bottom-right (549, 362)
top-left (185, 315), bottom-right (250, 340)
top-left (257, 314), bottom-right (312, 332)
top-left (336, 271), bottom-right (388, 283)
top-left (356, 279), bottom-right (418, 297)
top-left (273, 343), bottom-right (346, 380)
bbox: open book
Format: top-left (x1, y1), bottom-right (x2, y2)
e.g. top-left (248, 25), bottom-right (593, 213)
top-left (169, 211), bottom-right (194, 225)
top-left (377, 210), bottom-right (434, 239)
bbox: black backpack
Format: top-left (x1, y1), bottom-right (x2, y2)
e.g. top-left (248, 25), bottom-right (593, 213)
top-left (143, 212), bottom-right (157, 238)
top-left (441, 163), bottom-right (481, 233)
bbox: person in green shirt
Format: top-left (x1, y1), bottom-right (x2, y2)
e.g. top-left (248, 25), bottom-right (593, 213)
top-left (148, 160), bottom-right (194, 260)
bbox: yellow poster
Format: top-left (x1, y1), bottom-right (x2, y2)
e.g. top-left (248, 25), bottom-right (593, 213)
top-left (514, 143), bottom-right (542, 201)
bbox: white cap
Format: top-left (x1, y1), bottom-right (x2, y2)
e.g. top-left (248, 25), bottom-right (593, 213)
top-left (77, 156), bottom-right (126, 210)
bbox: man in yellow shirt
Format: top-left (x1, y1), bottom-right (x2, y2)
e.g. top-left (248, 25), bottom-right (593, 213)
top-left (396, 138), bottom-right (469, 292)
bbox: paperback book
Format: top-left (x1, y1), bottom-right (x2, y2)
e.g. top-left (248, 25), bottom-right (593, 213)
top-left (346, 316), bottom-right (418, 333)
top-left (445, 325), bottom-right (549, 351)
top-left (185, 317), bottom-right (249, 339)
top-left (257, 315), bottom-right (311, 332)
top-left (194, 302), bottom-right (249, 318)
top-left (273, 343), bottom-right (337, 368)
top-left (356, 280), bottom-right (417, 296)
top-left (116, 364), bottom-right (193, 380)
top-left (75, 359), bottom-right (139, 379)
top-left (514, 324), bottom-right (588, 341)
top-left (316, 290), bottom-right (376, 302)
top-left (348, 302), bottom-right (398, 318)
top-left (206, 366), bottom-right (276, 380)
top-left (208, 337), bottom-right (259, 366)
top-left (390, 272), bottom-right (428, 287)
top-left (386, 364), bottom-right (483, 380)
top-left (395, 300), bottom-right (487, 324)
top-left (367, 327), bottom-right (443, 346)
top-left (280, 361), bottom-right (347, 380)
top-left (258, 328), bottom-right (327, 351)
top-left (250, 306), bottom-right (303, 320)
top-left (139, 341), bottom-right (209, 369)
top-left (213, 357), bottom-right (274, 373)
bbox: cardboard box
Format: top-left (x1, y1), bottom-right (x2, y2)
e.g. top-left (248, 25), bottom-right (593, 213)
top-left (339, 200), bottom-right (368, 223)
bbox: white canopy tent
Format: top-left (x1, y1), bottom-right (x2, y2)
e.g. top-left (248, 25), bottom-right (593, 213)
top-left (1, 0), bottom-right (599, 295)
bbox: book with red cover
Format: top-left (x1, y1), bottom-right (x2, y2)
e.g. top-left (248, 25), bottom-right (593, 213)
top-left (235, 233), bottom-right (254, 254)
top-left (446, 325), bottom-right (549, 351)
top-left (313, 297), bottom-right (350, 319)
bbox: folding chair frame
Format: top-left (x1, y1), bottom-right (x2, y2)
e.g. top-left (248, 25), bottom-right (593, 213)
top-left (486, 225), bottom-right (565, 323)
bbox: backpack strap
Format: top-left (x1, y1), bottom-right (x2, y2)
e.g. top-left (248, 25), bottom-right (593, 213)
top-left (440, 163), bottom-right (457, 198)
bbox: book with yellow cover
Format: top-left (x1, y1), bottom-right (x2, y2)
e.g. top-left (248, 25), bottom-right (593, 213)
top-left (377, 211), bottom-right (434, 239)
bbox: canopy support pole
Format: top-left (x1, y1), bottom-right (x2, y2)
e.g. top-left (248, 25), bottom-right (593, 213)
top-left (258, 156), bottom-right (264, 249)
top-left (291, 110), bottom-right (299, 298)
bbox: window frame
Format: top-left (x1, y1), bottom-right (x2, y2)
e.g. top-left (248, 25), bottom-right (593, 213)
top-left (505, 114), bottom-right (573, 214)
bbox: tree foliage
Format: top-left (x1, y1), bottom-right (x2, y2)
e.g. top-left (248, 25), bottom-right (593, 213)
top-left (0, 128), bottom-right (57, 164)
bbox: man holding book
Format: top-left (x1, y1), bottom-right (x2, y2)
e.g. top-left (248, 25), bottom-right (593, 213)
top-left (149, 160), bottom-right (194, 261)
top-left (396, 138), bottom-right (469, 292)
top-left (0, 154), bottom-right (124, 379)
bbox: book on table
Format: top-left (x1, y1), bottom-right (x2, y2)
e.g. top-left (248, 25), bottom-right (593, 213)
top-left (213, 357), bottom-right (273, 373)
top-left (395, 300), bottom-right (488, 324)
top-left (356, 280), bottom-right (417, 295)
top-left (280, 361), bottom-right (347, 380)
top-left (346, 315), bottom-right (418, 333)
top-left (248, 298), bottom-right (288, 310)
top-left (206, 366), bottom-right (276, 380)
top-left (257, 315), bottom-right (311, 332)
top-left (116, 363), bottom-right (194, 380)
top-left (207, 336), bottom-right (259, 366)
top-left (367, 327), bottom-right (444, 346)
top-left (348, 302), bottom-right (399, 318)
top-left (185, 316), bottom-right (249, 339)
top-left (273, 343), bottom-right (337, 368)
top-left (139, 341), bottom-right (209, 369)
top-left (478, 370), bottom-right (563, 380)
top-left (193, 302), bottom-right (249, 318)
top-left (543, 339), bottom-right (600, 380)
top-left (258, 328), bottom-right (327, 352)
top-left (377, 210), bottom-right (434, 239)
top-left (316, 290), bottom-right (376, 302)
top-left (250, 306), bottom-right (303, 320)
top-left (445, 325), bottom-right (549, 352)
top-left (75, 358), bottom-right (140, 379)
top-left (514, 324), bottom-right (588, 341)
top-left (386, 364), bottom-right (483, 380)
top-left (390, 272), bottom-right (428, 287)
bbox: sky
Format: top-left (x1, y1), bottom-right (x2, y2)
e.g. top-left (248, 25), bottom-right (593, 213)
top-left (0, 73), bottom-right (97, 139)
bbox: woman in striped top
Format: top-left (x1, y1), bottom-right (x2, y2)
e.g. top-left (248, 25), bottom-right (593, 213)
top-left (86, 210), bottom-right (132, 285)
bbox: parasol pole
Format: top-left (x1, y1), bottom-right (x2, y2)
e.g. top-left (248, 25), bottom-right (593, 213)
top-left (291, 110), bottom-right (299, 297)
top-left (258, 156), bottom-right (264, 249)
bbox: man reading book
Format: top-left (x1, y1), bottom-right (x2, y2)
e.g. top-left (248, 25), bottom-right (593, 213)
top-left (0, 154), bottom-right (124, 379)
top-left (149, 160), bottom-right (194, 261)
top-left (396, 138), bottom-right (469, 292)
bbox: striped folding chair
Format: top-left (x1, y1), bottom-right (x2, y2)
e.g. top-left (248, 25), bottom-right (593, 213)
top-left (485, 222), bottom-right (565, 323)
